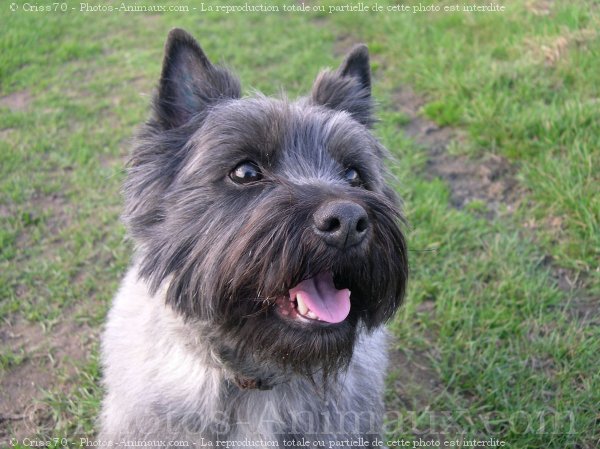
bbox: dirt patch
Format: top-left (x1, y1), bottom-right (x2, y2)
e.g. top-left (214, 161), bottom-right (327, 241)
top-left (131, 75), bottom-right (153, 95)
top-left (14, 192), bottom-right (71, 257)
top-left (333, 33), bottom-right (362, 57)
top-left (0, 91), bottom-right (32, 112)
top-left (394, 87), bottom-right (457, 156)
top-left (427, 153), bottom-right (522, 214)
top-left (0, 320), bottom-right (55, 439)
top-left (0, 314), bottom-right (97, 439)
top-left (535, 252), bottom-right (599, 314)
top-left (387, 345), bottom-right (442, 411)
top-left (140, 14), bottom-right (162, 26)
top-left (99, 151), bottom-right (128, 170)
top-left (0, 128), bottom-right (16, 141)
top-left (0, 203), bottom-right (12, 219)
top-left (565, 296), bottom-right (600, 325)
top-left (525, 29), bottom-right (598, 67)
top-left (526, 0), bottom-right (554, 16)
top-left (386, 336), bottom-right (450, 441)
top-left (393, 86), bottom-right (522, 216)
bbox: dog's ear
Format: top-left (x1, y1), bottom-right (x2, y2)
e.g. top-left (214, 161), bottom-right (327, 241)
top-left (155, 28), bottom-right (241, 129)
top-left (311, 44), bottom-right (373, 127)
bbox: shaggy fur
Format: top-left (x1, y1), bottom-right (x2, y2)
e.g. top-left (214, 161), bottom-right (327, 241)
top-left (100, 28), bottom-right (408, 448)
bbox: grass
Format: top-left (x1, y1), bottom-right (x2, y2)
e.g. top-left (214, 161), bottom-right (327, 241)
top-left (333, 0), bottom-right (600, 277)
top-left (1, 1), bottom-right (598, 447)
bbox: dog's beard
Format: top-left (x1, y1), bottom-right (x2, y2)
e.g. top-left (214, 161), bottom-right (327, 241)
top-left (136, 183), bottom-right (407, 379)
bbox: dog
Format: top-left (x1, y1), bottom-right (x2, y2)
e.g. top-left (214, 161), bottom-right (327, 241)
top-left (99, 28), bottom-right (408, 448)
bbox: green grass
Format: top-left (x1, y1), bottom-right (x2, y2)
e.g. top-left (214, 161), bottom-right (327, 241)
top-left (332, 0), bottom-right (600, 278)
top-left (1, 1), bottom-right (598, 447)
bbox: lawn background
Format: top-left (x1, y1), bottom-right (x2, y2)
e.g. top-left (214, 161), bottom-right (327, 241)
top-left (0, 0), bottom-right (598, 448)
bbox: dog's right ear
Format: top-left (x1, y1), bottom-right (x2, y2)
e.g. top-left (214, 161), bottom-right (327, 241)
top-left (154, 28), bottom-right (241, 129)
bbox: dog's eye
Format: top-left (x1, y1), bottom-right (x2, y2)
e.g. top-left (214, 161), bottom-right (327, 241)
top-left (230, 161), bottom-right (263, 184)
top-left (344, 168), bottom-right (362, 187)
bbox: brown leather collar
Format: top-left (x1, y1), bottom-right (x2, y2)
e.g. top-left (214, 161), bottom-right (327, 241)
top-left (233, 374), bottom-right (275, 390)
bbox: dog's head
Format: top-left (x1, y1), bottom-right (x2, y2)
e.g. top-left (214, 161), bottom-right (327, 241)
top-left (124, 29), bottom-right (407, 379)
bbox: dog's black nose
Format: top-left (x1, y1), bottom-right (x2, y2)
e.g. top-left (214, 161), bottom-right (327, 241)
top-left (313, 200), bottom-right (369, 249)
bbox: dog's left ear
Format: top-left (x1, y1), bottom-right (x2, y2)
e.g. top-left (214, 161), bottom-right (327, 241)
top-left (311, 45), bottom-right (373, 127)
top-left (154, 28), bottom-right (241, 129)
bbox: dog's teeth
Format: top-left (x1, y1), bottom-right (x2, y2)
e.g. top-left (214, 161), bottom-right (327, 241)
top-left (306, 311), bottom-right (318, 320)
top-left (296, 293), bottom-right (309, 316)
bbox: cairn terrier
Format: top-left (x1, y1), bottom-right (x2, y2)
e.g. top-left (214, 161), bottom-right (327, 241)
top-left (100, 28), bottom-right (407, 448)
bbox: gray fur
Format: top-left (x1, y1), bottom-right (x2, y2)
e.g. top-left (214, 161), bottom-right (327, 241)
top-left (101, 268), bottom-right (389, 445)
top-left (100, 28), bottom-right (407, 448)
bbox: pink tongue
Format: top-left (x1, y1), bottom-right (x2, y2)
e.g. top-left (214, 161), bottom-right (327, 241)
top-left (289, 273), bottom-right (351, 323)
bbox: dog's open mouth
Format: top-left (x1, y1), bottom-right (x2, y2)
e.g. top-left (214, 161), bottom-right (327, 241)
top-left (276, 272), bottom-right (351, 324)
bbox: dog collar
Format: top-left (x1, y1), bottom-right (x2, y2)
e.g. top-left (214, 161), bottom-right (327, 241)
top-left (233, 374), bottom-right (274, 390)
